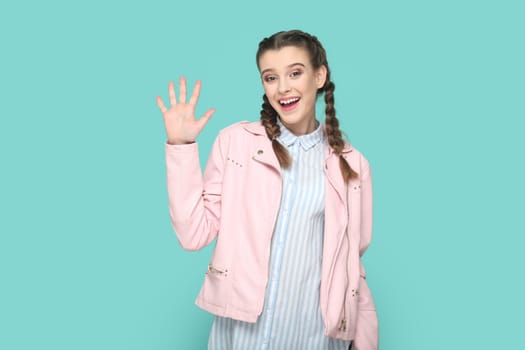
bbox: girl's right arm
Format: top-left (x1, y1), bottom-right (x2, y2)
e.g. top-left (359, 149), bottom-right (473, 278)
top-left (158, 78), bottom-right (222, 251)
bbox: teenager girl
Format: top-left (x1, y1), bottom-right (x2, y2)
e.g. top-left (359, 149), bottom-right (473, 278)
top-left (157, 30), bottom-right (378, 350)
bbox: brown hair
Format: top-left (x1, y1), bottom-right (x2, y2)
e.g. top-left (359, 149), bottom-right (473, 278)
top-left (256, 30), bottom-right (358, 181)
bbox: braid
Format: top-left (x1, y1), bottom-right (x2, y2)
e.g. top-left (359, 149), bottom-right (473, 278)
top-left (260, 94), bottom-right (291, 168)
top-left (323, 80), bottom-right (358, 181)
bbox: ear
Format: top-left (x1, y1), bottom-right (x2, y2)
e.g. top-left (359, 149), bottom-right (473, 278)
top-left (315, 65), bottom-right (327, 89)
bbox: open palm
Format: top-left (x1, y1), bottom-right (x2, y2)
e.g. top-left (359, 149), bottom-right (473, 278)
top-left (156, 77), bottom-right (215, 145)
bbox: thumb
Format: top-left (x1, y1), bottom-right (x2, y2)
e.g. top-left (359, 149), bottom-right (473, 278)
top-left (197, 108), bottom-right (216, 129)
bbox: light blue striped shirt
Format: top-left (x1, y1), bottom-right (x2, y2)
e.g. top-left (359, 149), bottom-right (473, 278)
top-left (208, 121), bottom-right (351, 350)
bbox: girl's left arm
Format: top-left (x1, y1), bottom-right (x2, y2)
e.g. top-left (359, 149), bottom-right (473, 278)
top-left (359, 156), bottom-right (373, 259)
top-left (354, 156), bottom-right (379, 349)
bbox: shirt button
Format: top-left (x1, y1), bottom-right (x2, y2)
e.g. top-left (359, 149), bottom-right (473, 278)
top-left (257, 149), bottom-right (264, 155)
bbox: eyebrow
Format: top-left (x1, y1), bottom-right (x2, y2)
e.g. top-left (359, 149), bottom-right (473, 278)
top-left (260, 63), bottom-right (306, 76)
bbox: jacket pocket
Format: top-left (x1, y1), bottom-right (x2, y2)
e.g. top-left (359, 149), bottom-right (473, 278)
top-left (201, 264), bottom-right (230, 307)
top-left (357, 276), bottom-right (375, 311)
top-left (207, 264), bottom-right (229, 276)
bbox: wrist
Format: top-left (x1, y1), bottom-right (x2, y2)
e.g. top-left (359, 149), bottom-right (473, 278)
top-left (167, 139), bottom-right (195, 145)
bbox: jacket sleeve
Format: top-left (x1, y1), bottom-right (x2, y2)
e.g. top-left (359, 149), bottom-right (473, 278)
top-left (359, 155), bottom-right (373, 259)
top-left (353, 155), bottom-right (379, 350)
top-left (165, 133), bottom-right (226, 251)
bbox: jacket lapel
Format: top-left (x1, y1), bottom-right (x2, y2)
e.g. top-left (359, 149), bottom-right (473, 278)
top-left (251, 141), bottom-right (281, 173)
top-left (243, 122), bottom-right (282, 173)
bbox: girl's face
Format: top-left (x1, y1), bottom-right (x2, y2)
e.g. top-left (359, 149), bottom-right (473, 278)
top-left (259, 46), bottom-right (327, 135)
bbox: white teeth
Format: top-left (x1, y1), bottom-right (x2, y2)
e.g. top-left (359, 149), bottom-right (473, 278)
top-left (280, 97), bottom-right (299, 105)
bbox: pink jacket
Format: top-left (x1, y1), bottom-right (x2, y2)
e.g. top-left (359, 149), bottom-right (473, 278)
top-left (166, 121), bottom-right (378, 349)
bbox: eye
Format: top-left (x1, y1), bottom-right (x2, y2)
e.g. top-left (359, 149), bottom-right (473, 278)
top-left (290, 70), bottom-right (303, 78)
top-left (263, 75), bottom-right (277, 83)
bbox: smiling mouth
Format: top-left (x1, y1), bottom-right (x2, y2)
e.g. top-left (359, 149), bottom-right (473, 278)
top-left (279, 97), bottom-right (300, 110)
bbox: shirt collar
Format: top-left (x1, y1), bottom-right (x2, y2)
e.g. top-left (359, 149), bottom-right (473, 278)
top-left (277, 118), bottom-right (325, 151)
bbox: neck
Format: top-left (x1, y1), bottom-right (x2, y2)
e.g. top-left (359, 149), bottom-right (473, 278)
top-left (280, 117), bottom-right (317, 136)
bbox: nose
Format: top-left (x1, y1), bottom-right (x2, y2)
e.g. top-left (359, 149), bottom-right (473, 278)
top-left (278, 77), bottom-right (291, 94)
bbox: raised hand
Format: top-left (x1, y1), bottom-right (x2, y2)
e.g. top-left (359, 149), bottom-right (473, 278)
top-left (156, 77), bottom-right (215, 145)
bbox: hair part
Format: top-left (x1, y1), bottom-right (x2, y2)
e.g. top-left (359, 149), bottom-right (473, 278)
top-left (256, 30), bottom-right (358, 182)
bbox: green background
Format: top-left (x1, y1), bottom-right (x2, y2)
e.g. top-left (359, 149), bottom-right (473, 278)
top-left (1, 0), bottom-right (524, 349)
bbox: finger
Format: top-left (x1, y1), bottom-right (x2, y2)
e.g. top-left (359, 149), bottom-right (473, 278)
top-left (179, 76), bottom-right (187, 103)
top-left (197, 108), bottom-right (216, 128)
top-left (156, 96), bottom-right (168, 114)
top-left (168, 81), bottom-right (177, 106)
top-left (189, 80), bottom-right (202, 106)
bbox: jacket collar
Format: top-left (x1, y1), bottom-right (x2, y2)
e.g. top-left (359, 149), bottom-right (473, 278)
top-left (276, 118), bottom-right (324, 151)
top-left (242, 120), bottom-right (350, 205)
